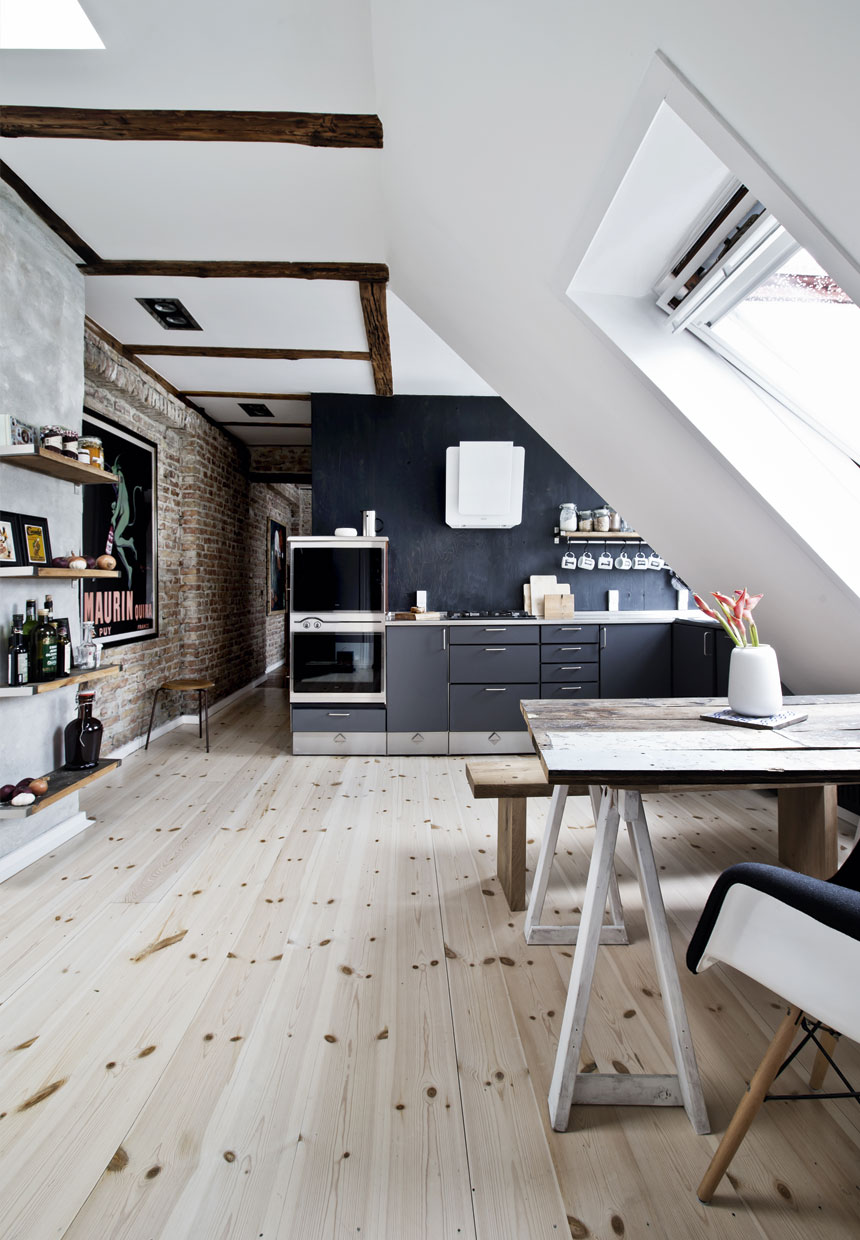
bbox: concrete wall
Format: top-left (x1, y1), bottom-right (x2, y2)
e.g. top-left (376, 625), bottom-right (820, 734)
top-left (370, 0), bottom-right (860, 691)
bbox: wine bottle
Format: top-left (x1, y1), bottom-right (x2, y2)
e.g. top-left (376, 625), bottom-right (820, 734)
top-left (44, 594), bottom-right (55, 628)
top-left (22, 599), bottom-right (37, 638)
top-left (30, 608), bottom-right (59, 682)
top-left (55, 618), bottom-right (72, 676)
top-left (7, 614), bottom-right (29, 686)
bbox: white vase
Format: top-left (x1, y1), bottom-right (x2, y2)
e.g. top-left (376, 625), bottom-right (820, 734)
top-left (727, 644), bottom-right (782, 717)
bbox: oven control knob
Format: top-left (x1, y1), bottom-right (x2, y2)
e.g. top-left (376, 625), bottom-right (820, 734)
top-left (314, 620), bottom-right (321, 629)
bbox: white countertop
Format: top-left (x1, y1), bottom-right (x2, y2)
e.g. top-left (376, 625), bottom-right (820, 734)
top-left (385, 611), bottom-right (715, 626)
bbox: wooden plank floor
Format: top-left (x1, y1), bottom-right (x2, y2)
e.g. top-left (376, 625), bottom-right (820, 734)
top-left (1, 688), bottom-right (859, 1239)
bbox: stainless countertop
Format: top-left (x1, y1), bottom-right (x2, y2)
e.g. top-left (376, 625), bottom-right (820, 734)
top-left (386, 611), bottom-right (714, 626)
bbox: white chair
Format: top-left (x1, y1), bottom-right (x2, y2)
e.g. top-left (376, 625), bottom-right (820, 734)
top-left (687, 845), bottom-right (860, 1202)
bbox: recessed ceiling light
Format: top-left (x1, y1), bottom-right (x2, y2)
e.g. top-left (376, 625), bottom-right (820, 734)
top-left (0, 0), bottom-right (104, 49)
top-left (136, 297), bottom-right (202, 331)
top-left (239, 403), bottom-right (275, 418)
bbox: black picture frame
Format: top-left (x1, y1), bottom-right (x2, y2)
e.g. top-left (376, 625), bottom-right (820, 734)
top-left (81, 410), bottom-right (158, 645)
top-left (268, 518), bottom-right (287, 614)
top-left (19, 514), bottom-right (52, 566)
top-left (0, 511), bottom-right (24, 568)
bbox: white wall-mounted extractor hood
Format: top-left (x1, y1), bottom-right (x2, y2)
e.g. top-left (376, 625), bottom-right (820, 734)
top-left (445, 440), bottom-right (524, 528)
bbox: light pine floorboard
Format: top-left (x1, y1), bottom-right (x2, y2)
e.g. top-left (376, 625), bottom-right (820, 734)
top-left (0, 690), bottom-right (859, 1238)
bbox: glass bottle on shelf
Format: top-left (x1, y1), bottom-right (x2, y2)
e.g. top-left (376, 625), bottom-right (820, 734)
top-left (64, 689), bottom-right (103, 769)
top-left (44, 594), bottom-right (55, 628)
top-left (7, 613), bottom-right (29, 686)
top-left (55, 618), bottom-right (72, 676)
top-left (22, 599), bottom-right (37, 639)
top-left (30, 608), bottom-right (59, 682)
top-left (76, 622), bottom-right (99, 670)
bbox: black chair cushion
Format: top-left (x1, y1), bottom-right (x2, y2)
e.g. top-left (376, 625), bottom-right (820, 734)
top-left (687, 858), bottom-right (860, 974)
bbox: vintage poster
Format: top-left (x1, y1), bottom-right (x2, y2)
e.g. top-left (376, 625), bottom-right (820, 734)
top-left (81, 410), bottom-right (158, 644)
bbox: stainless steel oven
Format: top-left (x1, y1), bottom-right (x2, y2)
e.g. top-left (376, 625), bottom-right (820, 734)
top-left (290, 620), bottom-right (385, 703)
top-left (288, 537), bottom-right (388, 704)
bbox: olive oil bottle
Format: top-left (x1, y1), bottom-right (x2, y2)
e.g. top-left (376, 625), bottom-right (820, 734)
top-left (6, 613), bottom-right (28, 686)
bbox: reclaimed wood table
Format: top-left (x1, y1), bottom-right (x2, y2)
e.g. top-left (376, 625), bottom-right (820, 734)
top-left (519, 694), bottom-right (860, 1136)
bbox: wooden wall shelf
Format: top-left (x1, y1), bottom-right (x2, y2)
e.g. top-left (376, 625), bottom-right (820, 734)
top-left (554, 529), bottom-right (645, 544)
top-left (0, 444), bottom-right (118, 485)
top-left (0, 566), bottom-right (121, 579)
top-left (0, 759), bottom-right (121, 819)
top-left (0, 664), bottom-right (120, 699)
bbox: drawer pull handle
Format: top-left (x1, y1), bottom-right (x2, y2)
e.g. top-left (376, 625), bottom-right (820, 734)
top-left (560, 646), bottom-right (582, 651)
top-left (328, 712), bottom-right (351, 717)
top-left (484, 647), bottom-right (507, 652)
top-left (559, 666), bottom-right (582, 671)
top-left (559, 627), bottom-right (582, 631)
top-left (484, 627), bottom-right (507, 632)
top-left (484, 687), bottom-right (507, 692)
top-left (560, 686), bottom-right (582, 691)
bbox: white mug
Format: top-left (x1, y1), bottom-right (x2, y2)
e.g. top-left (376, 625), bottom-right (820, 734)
top-left (597, 550), bottom-right (613, 570)
top-left (649, 552), bottom-right (665, 570)
top-left (615, 551), bottom-right (632, 570)
top-left (633, 550), bottom-right (649, 570)
top-left (561, 551), bottom-right (577, 570)
top-left (578, 550), bottom-right (595, 570)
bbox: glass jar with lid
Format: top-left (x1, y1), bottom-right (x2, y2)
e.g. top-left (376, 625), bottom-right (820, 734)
top-left (608, 509), bottom-right (622, 531)
top-left (577, 509), bottom-right (594, 532)
top-left (558, 502), bottom-right (578, 533)
top-left (78, 436), bottom-right (104, 469)
top-left (593, 505), bottom-right (611, 532)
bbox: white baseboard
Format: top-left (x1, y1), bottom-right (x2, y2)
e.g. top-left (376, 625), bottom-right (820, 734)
top-left (107, 670), bottom-right (277, 760)
top-left (265, 657), bottom-right (286, 674)
top-left (0, 812), bottom-right (90, 884)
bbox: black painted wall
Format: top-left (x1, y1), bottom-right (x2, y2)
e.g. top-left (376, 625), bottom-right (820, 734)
top-left (311, 395), bottom-right (679, 614)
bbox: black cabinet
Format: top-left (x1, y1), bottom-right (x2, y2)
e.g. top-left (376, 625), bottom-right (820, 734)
top-left (672, 621), bottom-right (733, 697)
top-left (449, 682), bottom-right (540, 731)
top-left (386, 625), bottom-right (449, 732)
top-left (599, 624), bottom-right (672, 698)
top-left (449, 643), bottom-right (539, 683)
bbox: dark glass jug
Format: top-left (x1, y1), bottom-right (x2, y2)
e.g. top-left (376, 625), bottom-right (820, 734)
top-left (64, 689), bottom-right (103, 770)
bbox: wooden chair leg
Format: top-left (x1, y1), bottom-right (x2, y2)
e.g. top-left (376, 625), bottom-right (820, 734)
top-left (809, 1028), bottom-right (839, 1091)
top-left (144, 687), bottom-right (163, 750)
top-left (697, 1006), bottom-right (802, 1203)
top-left (498, 798), bottom-right (526, 911)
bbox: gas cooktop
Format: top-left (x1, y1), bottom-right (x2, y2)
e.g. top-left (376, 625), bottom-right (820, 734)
top-left (447, 610), bottom-right (535, 620)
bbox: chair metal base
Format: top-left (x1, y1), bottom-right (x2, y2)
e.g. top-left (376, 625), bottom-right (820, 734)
top-left (145, 682), bottom-right (211, 752)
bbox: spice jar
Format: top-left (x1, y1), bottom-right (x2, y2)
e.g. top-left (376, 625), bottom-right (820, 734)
top-left (78, 436), bottom-right (104, 469)
top-left (593, 505), bottom-right (611, 532)
top-left (608, 509), bottom-right (622, 531)
top-left (558, 502), bottom-right (578, 533)
top-left (40, 425), bottom-right (64, 453)
top-left (62, 431), bottom-right (79, 459)
top-left (577, 509), bottom-right (593, 532)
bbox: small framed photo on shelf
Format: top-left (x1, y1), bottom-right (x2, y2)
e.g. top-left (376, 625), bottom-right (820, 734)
top-left (19, 514), bottom-right (52, 567)
top-left (0, 511), bottom-right (24, 567)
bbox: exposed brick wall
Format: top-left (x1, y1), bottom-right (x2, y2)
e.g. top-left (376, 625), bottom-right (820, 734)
top-left (248, 445), bottom-right (311, 474)
top-left (84, 328), bottom-right (309, 748)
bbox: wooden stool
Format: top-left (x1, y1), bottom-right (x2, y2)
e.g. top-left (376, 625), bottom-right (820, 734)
top-left (145, 679), bottom-right (214, 753)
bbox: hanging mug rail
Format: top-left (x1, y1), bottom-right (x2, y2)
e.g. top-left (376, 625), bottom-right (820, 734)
top-left (554, 527), bottom-right (644, 545)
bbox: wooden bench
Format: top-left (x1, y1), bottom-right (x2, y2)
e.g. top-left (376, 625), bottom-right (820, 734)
top-left (465, 756), bottom-right (591, 910)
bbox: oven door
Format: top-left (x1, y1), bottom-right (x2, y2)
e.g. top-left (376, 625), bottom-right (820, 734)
top-left (291, 543), bottom-right (386, 615)
top-left (290, 624), bottom-right (386, 703)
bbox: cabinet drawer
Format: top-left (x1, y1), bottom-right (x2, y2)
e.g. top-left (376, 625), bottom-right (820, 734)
top-left (449, 624), bottom-right (539, 644)
top-left (449, 644), bottom-right (539, 683)
top-left (541, 624), bottom-right (599, 643)
top-left (541, 641), bottom-right (599, 664)
top-left (449, 683), bottom-right (538, 732)
top-left (387, 731), bottom-right (448, 755)
top-left (291, 706), bottom-right (386, 732)
top-left (540, 661), bottom-right (599, 684)
top-left (539, 682), bottom-right (600, 700)
top-left (292, 732), bottom-right (387, 755)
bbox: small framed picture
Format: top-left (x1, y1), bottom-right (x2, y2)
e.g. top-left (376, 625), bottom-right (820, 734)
top-left (20, 514), bottom-right (52, 567)
top-left (268, 518), bottom-right (287, 614)
top-left (0, 511), bottom-right (24, 567)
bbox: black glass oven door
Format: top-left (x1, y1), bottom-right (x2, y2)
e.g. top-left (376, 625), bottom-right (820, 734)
top-left (292, 547), bottom-right (384, 613)
top-left (292, 631), bottom-right (384, 697)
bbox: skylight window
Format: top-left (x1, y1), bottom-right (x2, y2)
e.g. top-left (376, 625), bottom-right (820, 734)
top-left (0, 0), bottom-right (104, 49)
top-left (658, 190), bottom-right (860, 465)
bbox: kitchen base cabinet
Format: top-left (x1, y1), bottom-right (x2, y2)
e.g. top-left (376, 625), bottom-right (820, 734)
top-left (386, 625), bottom-right (449, 731)
top-left (599, 623), bottom-right (672, 698)
top-left (291, 705), bottom-right (386, 756)
top-left (672, 621), bottom-right (733, 697)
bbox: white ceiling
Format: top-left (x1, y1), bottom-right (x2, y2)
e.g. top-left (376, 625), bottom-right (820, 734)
top-left (0, 0), bottom-right (494, 454)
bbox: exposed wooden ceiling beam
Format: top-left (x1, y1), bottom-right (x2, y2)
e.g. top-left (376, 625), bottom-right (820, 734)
top-left (0, 106), bottom-right (383, 149)
top-left (180, 391), bottom-right (311, 400)
top-left (359, 280), bottom-right (393, 396)
top-left (79, 259), bottom-right (389, 282)
top-left (216, 422), bottom-right (311, 429)
top-left (127, 345), bottom-right (370, 361)
top-left (1, 160), bottom-right (101, 265)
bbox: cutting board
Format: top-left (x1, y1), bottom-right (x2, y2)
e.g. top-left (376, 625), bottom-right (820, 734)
top-left (529, 576), bottom-right (570, 618)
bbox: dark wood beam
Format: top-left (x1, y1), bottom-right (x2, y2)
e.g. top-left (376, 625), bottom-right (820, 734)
top-left (1, 107), bottom-right (383, 149)
top-left (181, 391), bottom-right (311, 400)
top-left (217, 422), bottom-right (311, 429)
top-left (1, 160), bottom-right (101, 265)
top-left (80, 259), bottom-right (388, 282)
top-left (127, 345), bottom-right (370, 361)
top-left (248, 472), bottom-right (312, 484)
top-left (359, 280), bottom-right (393, 396)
